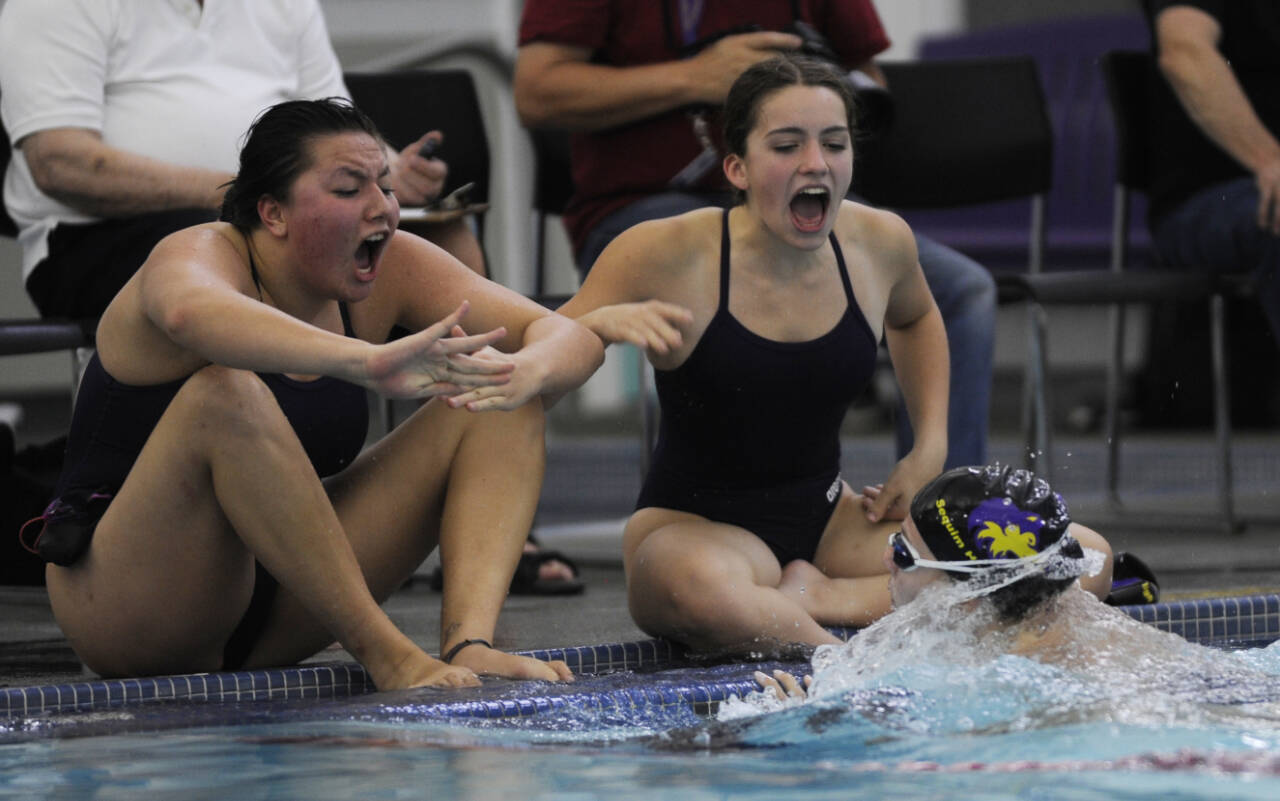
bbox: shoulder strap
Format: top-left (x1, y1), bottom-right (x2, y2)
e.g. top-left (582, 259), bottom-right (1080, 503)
top-left (719, 207), bottom-right (732, 308)
top-left (338, 302), bottom-right (356, 338)
top-left (828, 230), bottom-right (857, 305)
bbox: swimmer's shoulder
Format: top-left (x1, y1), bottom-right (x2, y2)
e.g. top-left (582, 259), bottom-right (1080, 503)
top-left (143, 222), bottom-right (252, 278)
top-left (592, 206), bottom-right (721, 291)
top-left (834, 199), bottom-right (918, 271)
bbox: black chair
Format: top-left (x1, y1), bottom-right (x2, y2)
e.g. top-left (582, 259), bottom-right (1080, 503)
top-left (851, 56), bottom-right (1055, 472)
top-left (526, 125), bottom-right (658, 473)
top-left (1092, 49), bottom-right (1243, 529)
top-left (345, 68), bottom-right (491, 240)
top-left (344, 69), bottom-right (494, 432)
top-left (988, 51), bottom-right (1241, 531)
top-left (530, 127), bottom-right (574, 300)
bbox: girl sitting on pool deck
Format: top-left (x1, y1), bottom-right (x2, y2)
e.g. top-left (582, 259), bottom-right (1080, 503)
top-left (559, 54), bottom-right (1116, 656)
top-left (20, 98), bottom-right (603, 690)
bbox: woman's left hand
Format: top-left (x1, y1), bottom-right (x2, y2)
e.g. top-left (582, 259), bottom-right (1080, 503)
top-left (440, 326), bottom-right (546, 411)
top-left (862, 452), bottom-right (939, 523)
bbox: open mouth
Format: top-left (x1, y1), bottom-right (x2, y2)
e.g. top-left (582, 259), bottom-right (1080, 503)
top-left (789, 187), bottom-right (830, 233)
top-left (356, 232), bottom-right (388, 275)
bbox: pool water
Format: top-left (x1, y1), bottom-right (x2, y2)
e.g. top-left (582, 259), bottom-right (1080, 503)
top-left (6, 590), bottom-right (1280, 800)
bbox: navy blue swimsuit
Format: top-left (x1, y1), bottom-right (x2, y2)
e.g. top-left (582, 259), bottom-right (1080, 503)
top-left (54, 298), bottom-right (368, 670)
top-left (57, 304), bottom-right (368, 498)
top-left (635, 209), bottom-right (879, 565)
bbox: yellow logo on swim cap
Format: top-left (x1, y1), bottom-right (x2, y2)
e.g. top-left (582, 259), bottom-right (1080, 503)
top-left (976, 520), bottom-right (1040, 559)
top-left (935, 499), bottom-right (976, 559)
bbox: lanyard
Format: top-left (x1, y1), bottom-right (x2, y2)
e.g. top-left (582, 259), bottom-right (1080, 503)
top-left (676, 0), bottom-right (705, 46)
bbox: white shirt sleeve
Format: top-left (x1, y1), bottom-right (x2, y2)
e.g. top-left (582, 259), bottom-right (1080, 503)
top-left (294, 0), bottom-right (350, 101)
top-left (0, 0), bottom-right (114, 144)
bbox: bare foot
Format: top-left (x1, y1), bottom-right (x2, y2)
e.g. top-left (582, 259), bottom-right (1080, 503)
top-left (375, 648), bottom-right (480, 690)
top-left (449, 642), bottom-right (574, 682)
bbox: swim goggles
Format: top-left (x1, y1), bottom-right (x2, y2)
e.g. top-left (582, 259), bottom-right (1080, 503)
top-left (888, 529), bottom-right (1099, 599)
top-left (887, 530), bottom-right (1046, 574)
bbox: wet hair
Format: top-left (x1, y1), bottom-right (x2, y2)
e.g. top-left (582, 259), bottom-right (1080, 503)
top-left (909, 464), bottom-right (1084, 622)
top-left (722, 53), bottom-right (857, 157)
top-left (721, 54), bottom-right (857, 205)
top-left (219, 97), bottom-right (384, 232)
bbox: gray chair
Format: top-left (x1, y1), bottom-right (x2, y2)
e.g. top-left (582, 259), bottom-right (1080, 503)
top-left (850, 56), bottom-right (1055, 472)
top-left (994, 50), bottom-right (1242, 532)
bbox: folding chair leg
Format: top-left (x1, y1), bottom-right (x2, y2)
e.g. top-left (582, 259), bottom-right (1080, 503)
top-left (1209, 293), bottom-right (1239, 533)
top-left (1021, 302), bottom-right (1054, 478)
top-left (1103, 304), bottom-right (1125, 508)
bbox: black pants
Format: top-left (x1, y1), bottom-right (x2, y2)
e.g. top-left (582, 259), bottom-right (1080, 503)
top-left (26, 208), bottom-right (219, 319)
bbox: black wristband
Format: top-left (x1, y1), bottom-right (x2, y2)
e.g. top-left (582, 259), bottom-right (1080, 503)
top-left (442, 638), bottom-right (492, 664)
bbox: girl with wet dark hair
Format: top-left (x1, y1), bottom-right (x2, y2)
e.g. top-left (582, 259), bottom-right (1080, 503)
top-left (26, 98), bottom-right (603, 690)
top-left (559, 54), bottom-right (956, 655)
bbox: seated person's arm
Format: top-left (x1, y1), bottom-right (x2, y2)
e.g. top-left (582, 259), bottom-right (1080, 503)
top-left (872, 213), bottom-right (949, 521)
top-left (374, 234), bottom-right (603, 409)
top-left (20, 128), bottom-right (233, 217)
top-left (1155, 5), bottom-right (1280, 231)
top-left (556, 219), bottom-right (695, 355)
top-left (513, 31), bottom-right (802, 131)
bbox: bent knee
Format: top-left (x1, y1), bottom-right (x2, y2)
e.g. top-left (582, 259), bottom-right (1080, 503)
top-left (173, 366), bottom-right (288, 437)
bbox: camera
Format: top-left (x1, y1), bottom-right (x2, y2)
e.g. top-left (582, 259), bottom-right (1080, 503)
top-left (787, 21), bottom-right (894, 135)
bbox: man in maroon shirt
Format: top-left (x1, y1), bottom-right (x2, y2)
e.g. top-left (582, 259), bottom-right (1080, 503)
top-left (515, 0), bottom-right (996, 470)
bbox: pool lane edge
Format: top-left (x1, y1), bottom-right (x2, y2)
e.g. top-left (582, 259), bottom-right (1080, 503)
top-left (3, 593), bottom-right (1278, 721)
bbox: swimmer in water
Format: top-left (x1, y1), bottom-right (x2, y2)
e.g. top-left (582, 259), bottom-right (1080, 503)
top-left (756, 463), bottom-right (1119, 700)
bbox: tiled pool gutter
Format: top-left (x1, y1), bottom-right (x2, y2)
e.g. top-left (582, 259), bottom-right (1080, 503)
top-left (3, 594), bottom-right (1278, 726)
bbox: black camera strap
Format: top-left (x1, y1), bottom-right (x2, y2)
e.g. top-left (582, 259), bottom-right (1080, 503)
top-left (662, 0), bottom-right (811, 189)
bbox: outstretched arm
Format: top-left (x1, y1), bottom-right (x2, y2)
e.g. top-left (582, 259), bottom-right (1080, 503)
top-left (866, 218), bottom-right (949, 523)
top-left (556, 218), bottom-right (698, 359)
top-left (123, 228), bottom-right (513, 398)
top-left (1155, 5), bottom-right (1280, 233)
top-left (375, 232), bottom-right (604, 410)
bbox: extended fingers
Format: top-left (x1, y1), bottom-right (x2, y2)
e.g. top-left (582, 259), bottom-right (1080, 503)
top-left (446, 349), bottom-right (515, 376)
top-left (754, 670), bottom-right (785, 700)
top-left (445, 384), bottom-right (524, 412)
top-left (437, 327), bottom-right (509, 357)
top-left (865, 483), bottom-right (902, 523)
top-left (754, 669), bottom-right (809, 701)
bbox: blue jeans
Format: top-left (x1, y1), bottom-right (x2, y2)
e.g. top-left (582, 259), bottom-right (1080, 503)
top-left (1153, 177), bottom-right (1280, 345)
top-left (578, 193), bottom-right (994, 468)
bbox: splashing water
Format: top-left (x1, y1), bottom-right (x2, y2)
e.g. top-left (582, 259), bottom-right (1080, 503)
top-left (714, 582), bottom-right (1280, 770)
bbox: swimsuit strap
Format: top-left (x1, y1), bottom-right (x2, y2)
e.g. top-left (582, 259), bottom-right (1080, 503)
top-left (722, 208), bottom-right (857, 308)
top-left (246, 237), bottom-right (354, 337)
top-left (247, 246), bottom-right (264, 300)
top-left (338, 301), bottom-right (355, 338)
top-left (718, 207), bottom-right (732, 308)
top-left (828, 229), bottom-right (857, 307)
